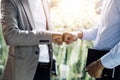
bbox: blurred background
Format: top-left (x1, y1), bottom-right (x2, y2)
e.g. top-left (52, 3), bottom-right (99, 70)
top-left (0, 0), bottom-right (100, 80)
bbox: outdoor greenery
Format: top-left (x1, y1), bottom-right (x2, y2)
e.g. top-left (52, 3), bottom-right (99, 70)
top-left (0, 26), bottom-right (8, 77)
top-left (50, 0), bottom-right (98, 79)
top-left (0, 0), bottom-right (99, 80)
top-left (52, 40), bottom-right (95, 80)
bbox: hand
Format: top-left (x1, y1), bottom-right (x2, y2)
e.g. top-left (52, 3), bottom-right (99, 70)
top-left (63, 32), bottom-right (78, 44)
top-left (86, 60), bottom-right (104, 78)
top-left (52, 32), bottom-right (63, 45)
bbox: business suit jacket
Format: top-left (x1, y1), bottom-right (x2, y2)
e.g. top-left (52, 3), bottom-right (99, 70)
top-left (1, 0), bottom-right (54, 80)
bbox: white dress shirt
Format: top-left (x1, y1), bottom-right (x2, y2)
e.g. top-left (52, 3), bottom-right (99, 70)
top-left (82, 0), bottom-right (120, 69)
top-left (28, 0), bottom-right (49, 63)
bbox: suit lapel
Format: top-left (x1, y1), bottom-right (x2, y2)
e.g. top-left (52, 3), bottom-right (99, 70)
top-left (42, 0), bottom-right (51, 30)
top-left (19, 0), bottom-right (35, 29)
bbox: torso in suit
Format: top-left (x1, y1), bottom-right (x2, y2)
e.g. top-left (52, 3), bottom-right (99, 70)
top-left (1, 0), bottom-right (54, 80)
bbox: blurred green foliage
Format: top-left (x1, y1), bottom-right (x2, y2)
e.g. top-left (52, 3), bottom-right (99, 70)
top-left (52, 40), bottom-right (95, 80)
top-left (0, 26), bottom-right (8, 77)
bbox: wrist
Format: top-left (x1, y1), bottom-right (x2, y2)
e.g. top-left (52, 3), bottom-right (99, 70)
top-left (71, 32), bottom-right (78, 41)
top-left (97, 60), bottom-right (105, 70)
top-left (77, 30), bottom-right (83, 39)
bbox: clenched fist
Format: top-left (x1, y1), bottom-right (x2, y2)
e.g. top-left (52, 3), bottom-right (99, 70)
top-left (63, 32), bottom-right (78, 44)
top-left (52, 32), bottom-right (63, 45)
top-left (63, 31), bottom-right (83, 44)
top-left (52, 31), bottom-right (83, 45)
top-left (86, 60), bottom-right (104, 78)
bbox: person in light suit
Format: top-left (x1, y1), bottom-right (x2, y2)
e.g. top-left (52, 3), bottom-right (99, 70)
top-left (1, 0), bottom-right (63, 80)
top-left (62, 0), bottom-right (120, 80)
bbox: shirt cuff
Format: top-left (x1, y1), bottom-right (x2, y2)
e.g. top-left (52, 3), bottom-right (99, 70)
top-left (100, 52), bottom-right (117, 69)
top-left (81, 30), bottom-right (88, 40)
top-left (81, 29), bottom-right (95, 40)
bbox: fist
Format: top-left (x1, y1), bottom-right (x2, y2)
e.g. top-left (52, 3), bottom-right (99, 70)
top-left (52, 32), bottom-right (63, 45)
top-left (86, 60), bottom-right (104, 78)
top-left (63, 32), bottom-right (78, 44)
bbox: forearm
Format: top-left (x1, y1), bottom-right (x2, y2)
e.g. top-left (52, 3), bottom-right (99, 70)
top-left (3, 27), bottom-right (52, 46)
top-left (101, 42), bottom-right (120, 69)
top-left (81, 26), bottom-right (98, 40)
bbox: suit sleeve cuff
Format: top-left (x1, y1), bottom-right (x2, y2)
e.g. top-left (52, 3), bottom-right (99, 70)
top-left (37, 30), bottom-right (52, 44)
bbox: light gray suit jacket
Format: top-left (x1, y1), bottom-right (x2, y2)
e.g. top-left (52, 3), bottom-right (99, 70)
top-left (1, 0), bottom-right (54, 80)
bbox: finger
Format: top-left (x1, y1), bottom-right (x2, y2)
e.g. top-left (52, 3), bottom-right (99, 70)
top-left (63, 33), bottom-right (67, 41)
top-left (66, 36), bottom-right (75, 44)
top-left (97, 75), bottom-right (102, 78)
top-left (66, 41), bottom-right (70, 44)
top-left (66, 40), bottom-right (73, 44)
top-left (55, 37), bottom-right (63, 45)
top-left (64, 35), bottom-right (69, 42)
top-left (88, 71), bottom-right (96, 77)
top-left (57, 39), bottom-right (63, 45)
top-left (63, 33), bottom-right (70, 41)
top-left (95, 72), bottom-right (102, 78)
top-left (58, 42), bottom-right (62, 45)
top-left (64, 38), bottom-right (69, 44)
